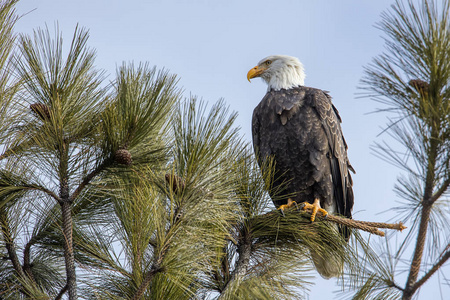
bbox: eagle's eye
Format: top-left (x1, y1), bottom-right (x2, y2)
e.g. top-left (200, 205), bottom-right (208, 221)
top-left (265, 60), bottom-right (272, 66)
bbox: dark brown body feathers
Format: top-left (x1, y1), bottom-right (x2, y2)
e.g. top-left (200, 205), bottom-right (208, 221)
top-left (252, 86), bottom-right (354, 239)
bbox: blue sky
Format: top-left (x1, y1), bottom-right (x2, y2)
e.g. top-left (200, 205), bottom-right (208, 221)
top-left (13, 1), bottom-right (445, 299)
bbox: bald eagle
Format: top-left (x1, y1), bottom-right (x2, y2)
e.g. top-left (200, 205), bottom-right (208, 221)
top-left (247, 55), bottom-right (354, 278)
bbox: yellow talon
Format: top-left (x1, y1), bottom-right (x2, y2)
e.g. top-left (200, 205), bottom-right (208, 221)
top-left (301, 198), bottom-right (328, 222)
top-left (278, 198), bottom-right (298, 214)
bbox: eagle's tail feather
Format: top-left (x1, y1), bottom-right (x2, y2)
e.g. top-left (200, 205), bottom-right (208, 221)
top-left (310, 247), bottom-right (344, 279)
top-left (310, 220), bottom-right (345, 279)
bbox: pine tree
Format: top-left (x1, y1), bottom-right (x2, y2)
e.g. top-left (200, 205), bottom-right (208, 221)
top-left (1, 22), bottom-right (110, 299)
top-left (0, 1), bottom-right (365, 299)
top-left (344, 0), bottom-right (450, 299)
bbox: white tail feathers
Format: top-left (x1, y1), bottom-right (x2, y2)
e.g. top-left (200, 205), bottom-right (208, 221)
top-left (310, 221), bottom-right (344, 279)
top-left (310, 248), bottom-right (344, 279)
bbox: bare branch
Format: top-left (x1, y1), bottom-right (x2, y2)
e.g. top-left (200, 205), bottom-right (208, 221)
top-left (324, 214), bottom-right (406, 237)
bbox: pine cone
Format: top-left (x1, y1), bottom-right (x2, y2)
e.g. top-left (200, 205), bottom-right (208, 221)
top-left (409, 79), bottom-right (429, 94)
top-left (30, 103), bottom-right (51, 120)
top-left (114, 149), bottom-right (132, 165)
top-left (165, 173), bottom-right (186, 194)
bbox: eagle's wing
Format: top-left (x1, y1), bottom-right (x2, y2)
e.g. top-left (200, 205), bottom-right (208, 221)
top-left (311, 91), bottom-right (354, 234)
top-left (252, 107), bottom-right (261, 160)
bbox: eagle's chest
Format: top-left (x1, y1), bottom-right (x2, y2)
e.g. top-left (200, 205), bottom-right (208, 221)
top-left (256, 99), bottom-right (327, 159)
top-left (254, 98), bottom-right (331, 203)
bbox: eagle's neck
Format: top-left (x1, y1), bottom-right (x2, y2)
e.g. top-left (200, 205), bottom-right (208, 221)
top-left (264, 63), bottom-right (305, 91)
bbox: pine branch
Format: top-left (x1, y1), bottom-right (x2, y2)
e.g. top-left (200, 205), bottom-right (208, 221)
top-left (0, 206), bottom-right (33, 295)
top-left (430, 176), bottom-right (450, 203)
top-left (258, 209), bottom-right (406, 237)
top-left (212, 246), bottom-right (231, 293)
top-left (61, 200), bottom-right (77, 300)
top-left (23, 183), bottom-right (61, 203)
top-left (1, 214), bottom-right (26, 280)
top-left (54, 284), bottom-right (68, 300)
top-left (165, 173), bottom-right (186, 195)
top-left (0, 174), bottom-right (61, 203)
top-left (131, 263), bottom-right (163, 300)
top-left (22, 240), bottom-right (37, 284)
top-left (69, 157), bottom-right (112, 202)
top-left (388, 281), bottom-right (405, 292)
top-left (0, 142), bottom-right (28, 161)
top-left (403, 133), bottom-right (439, 299)
top-left (359, 1), bottom-right (450, 298)
top-left (324, 214), bottom-right (406, 237)
top-left (408, 245), bottom-right (450, 296)
top-left (402, 203), bottom-right (433, 300)
top-left (217, 228), bottom-right (251, 300)
top-left (131, 197), bottom-right (173, 300)
top-left (59, 143), bottom-right (78, 300)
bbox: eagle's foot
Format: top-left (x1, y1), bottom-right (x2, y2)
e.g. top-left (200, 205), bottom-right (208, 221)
top-left (278, 198), bottom-right (298, 216)
top-left (301, 198), bottom-right (328, 222)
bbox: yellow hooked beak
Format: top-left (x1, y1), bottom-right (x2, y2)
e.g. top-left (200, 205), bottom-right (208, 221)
top-left (247, 65), bottom-right (266, 82)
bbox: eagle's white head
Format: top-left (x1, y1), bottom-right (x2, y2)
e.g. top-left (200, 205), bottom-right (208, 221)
top-left (247, 55), bottom-right (305, 91)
